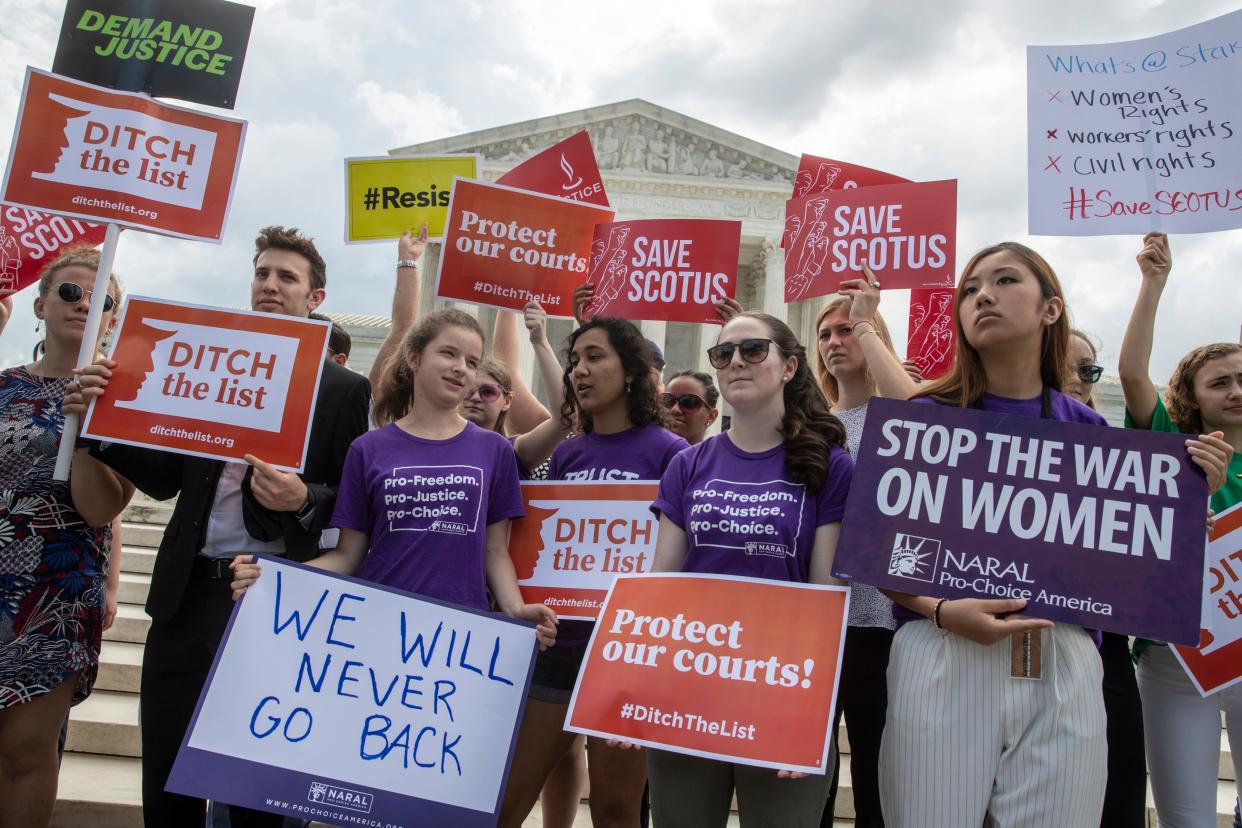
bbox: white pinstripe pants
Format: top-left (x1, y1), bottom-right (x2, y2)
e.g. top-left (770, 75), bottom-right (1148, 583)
top-left (879, 620), bottom-right (1107, 828)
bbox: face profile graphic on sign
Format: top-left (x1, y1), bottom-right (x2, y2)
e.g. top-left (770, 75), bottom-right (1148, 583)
top-left (31, 93), bottom-right (217, 210)
top-left (111, 318), bottom-right (297, 433)
top-left (887, 533), bottom-right (941, 583)
top-left (510, 503), bottom-right (559, 580)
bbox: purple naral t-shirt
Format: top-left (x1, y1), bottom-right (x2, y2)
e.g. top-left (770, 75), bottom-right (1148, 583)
top-left (652, 434), bottom-right (853, 583)
top-left (332, 421), bottom-right (525, 611)
top-left (548, 423), bottom-right (689, 645)
top-left (892, 390), bottom-right (1108, 627)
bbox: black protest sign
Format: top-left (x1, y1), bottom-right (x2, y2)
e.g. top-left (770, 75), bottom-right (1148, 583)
top-left (52, 0), bottom-right (254, 109)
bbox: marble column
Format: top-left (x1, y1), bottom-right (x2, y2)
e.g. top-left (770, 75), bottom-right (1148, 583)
top-left (756, 239), bottom-right (786, 323)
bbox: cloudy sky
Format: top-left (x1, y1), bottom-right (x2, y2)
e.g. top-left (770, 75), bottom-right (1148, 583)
top-left (1, 0), bottom-right (1239, 382)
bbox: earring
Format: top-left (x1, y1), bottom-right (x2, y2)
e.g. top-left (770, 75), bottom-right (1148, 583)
top-left (625, 381), bottom-right (631, 393)
top-left (34, 318), bottom-right (41, 333)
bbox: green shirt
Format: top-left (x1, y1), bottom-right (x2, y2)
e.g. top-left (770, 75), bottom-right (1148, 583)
top-left (1126, 397), bottom-right (1242, 658)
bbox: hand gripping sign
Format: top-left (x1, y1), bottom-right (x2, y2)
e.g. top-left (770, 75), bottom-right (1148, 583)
top-left (166, 557), bottom-right (537, 827)
top-left (831, 398), bottom-right (1210, 645)
top-left (784, 179), bottom-right (956, 302)
top-left (2, 68), bottom-right (245, 242)
top-left (1174, 503), bottom-right (1242, 695)
top-left (497, 130), bottom-right (609, 206)
top-left (1027, 9), bottom-right (1242, 235)
top-left (344, 155), bottom-right (480, 243)
top-left (0, 205), bottom-right (107, 295)
top-left (509, 481), bottom-right (659, 621)
top-left (81, 297), bottom-right (329, 471)
top-left (435, 179), bottom-right (615, 318)
top-left (582, 219), bottom-right (741, 325)
top-left (566, 573), bottom-right (849, 772)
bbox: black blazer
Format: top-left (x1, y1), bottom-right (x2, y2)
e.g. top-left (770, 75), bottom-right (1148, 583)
top-left (92, 360), bottom-right (370, 623)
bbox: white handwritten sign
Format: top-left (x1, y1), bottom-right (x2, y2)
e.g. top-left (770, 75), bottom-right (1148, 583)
top-left (1028, 10), bottom-right (1242, 235)
top-left (166, 557), bottom-right (537, 826)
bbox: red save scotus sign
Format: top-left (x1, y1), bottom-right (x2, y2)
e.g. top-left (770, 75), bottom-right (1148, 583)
top-left (584, 219), bottom-right (740, 325)
top-left (784, 179), bottom-right (957, 302)
top-left (497, 131), bottom-right (609, 207)
top-left (2, 68), bottom-right (245, 242)
top-left (435, 179), bottom-right (615, 318)
top-left (0, 205), bottom-right (107, 295)
top-left (82, 297), bottom-right (330, 471)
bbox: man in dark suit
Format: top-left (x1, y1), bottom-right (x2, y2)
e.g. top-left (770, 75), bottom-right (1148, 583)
top-left (78, 227), bottom-right (370, 827)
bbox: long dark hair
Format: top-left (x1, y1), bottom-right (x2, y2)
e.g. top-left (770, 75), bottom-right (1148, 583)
top-left (373, 309), bottom-right (484, 427)
top-left (726, 312), bottom-right (845, 492)
top-left (921, 242), bottom-right (1068, 407)
top-left (560, 317), bottom-right (661, 434)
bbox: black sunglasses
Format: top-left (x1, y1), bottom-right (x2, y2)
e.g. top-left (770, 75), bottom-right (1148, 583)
top-left (1076, 363), bottom-right (1104, 384)
top-left (706, 338), bottom-right (774, 370)
top-left (58, 282), bottom-right (115, 312)
top-left (659, 392), bottom-right (707, 412)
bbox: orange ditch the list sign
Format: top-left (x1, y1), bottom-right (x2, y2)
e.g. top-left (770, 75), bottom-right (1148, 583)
top-left (81, 297), bottom-right (330, 471)
top-left (510, 481), bottom-right (659, 621)
top-left (566, 574), bottom-right (850, 772)
top-left (435, 179), bottom-right (615, 318)
top-left (2, 68), bottom-right (245, 242)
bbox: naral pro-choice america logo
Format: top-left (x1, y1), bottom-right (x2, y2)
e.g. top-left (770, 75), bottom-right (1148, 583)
top-left (307, 781), bottom-right (373, 814)
top-left (887, 533), bottom-right (942, 583)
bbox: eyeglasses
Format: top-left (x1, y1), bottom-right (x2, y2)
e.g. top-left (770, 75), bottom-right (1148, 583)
top-left (57, 282), bottom-right (115, 313)
top-left (466, 382), bottom-right (504, 404)
top-left (706, 338), bottom-right (775, 370)
top-left (659, 392), bottom-right (707, 412)
top-left (1076, 363), bottom-right (1103, 384)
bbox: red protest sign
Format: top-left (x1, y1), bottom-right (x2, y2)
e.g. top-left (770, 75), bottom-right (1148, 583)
top-left (497, 131), bottom-right (609, 206)
top-left (510, 481), bottom-right (658, 620)
top-left (2, 68), bottom-right (246, 242)
top-left (784, 179), bottom-right (956, 302)
top-left (1174, 503), bottom-right (1242, 696)
top-left (81, 297), bottom-right (329, 471)
top-left (0, 204), bottom-right (107, 295)
top-left (793, 154), bottom-right (909, 197)
top-left (784, 156), bottom-right (910, 247)
top-left (908, 287), bottom-right (956, 380)
top-left (582, 219), bottom-right (740, 325)
top-left (436, 179), bottom-right (615, 318)
top-left (567, 574), bottom-right (849, 772)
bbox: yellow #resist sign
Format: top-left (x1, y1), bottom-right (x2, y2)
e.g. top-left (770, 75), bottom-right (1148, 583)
top-left (344, 155), bottom-right (480, 243)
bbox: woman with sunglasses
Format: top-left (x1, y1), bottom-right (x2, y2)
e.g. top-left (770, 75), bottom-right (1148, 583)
top-left (1119, 232), bottom-right (1241, 828)
top-left (659, 371), bottom-right (720, 445)
top-left (641, 312), bottom-right (851, 826)
top-left (499, 316), bottom-right (687, 828)
top-left (1062, 327), bottom-right (1150, 828)
top-left (230, 307), bottom-right (557, 635)
top-left (813, 272), bottom-right (918, 828)
top-left (0, 247), bottom-right (132, 826)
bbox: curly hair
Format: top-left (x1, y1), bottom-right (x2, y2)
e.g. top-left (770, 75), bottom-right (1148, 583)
top-left (37, 245), bottom-right (123, 308)
top-left (373, 309), bottom-right (484, 427)
top-left (254, 226), bottom-right (327, 291)
top-left (1165, 343), bottom-right (1242, 434)
top-left (921, 242), bottom-right (1068, 407)
top-left (668, 370), bottom-right (719, 409)
top-left (722, 312), bottom-right (845, 492)
top-left (559, 317), bottom-right (662, 433)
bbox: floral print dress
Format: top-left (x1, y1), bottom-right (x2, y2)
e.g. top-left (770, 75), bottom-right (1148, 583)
top-left (0, 366), bottom-right (110, 708)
